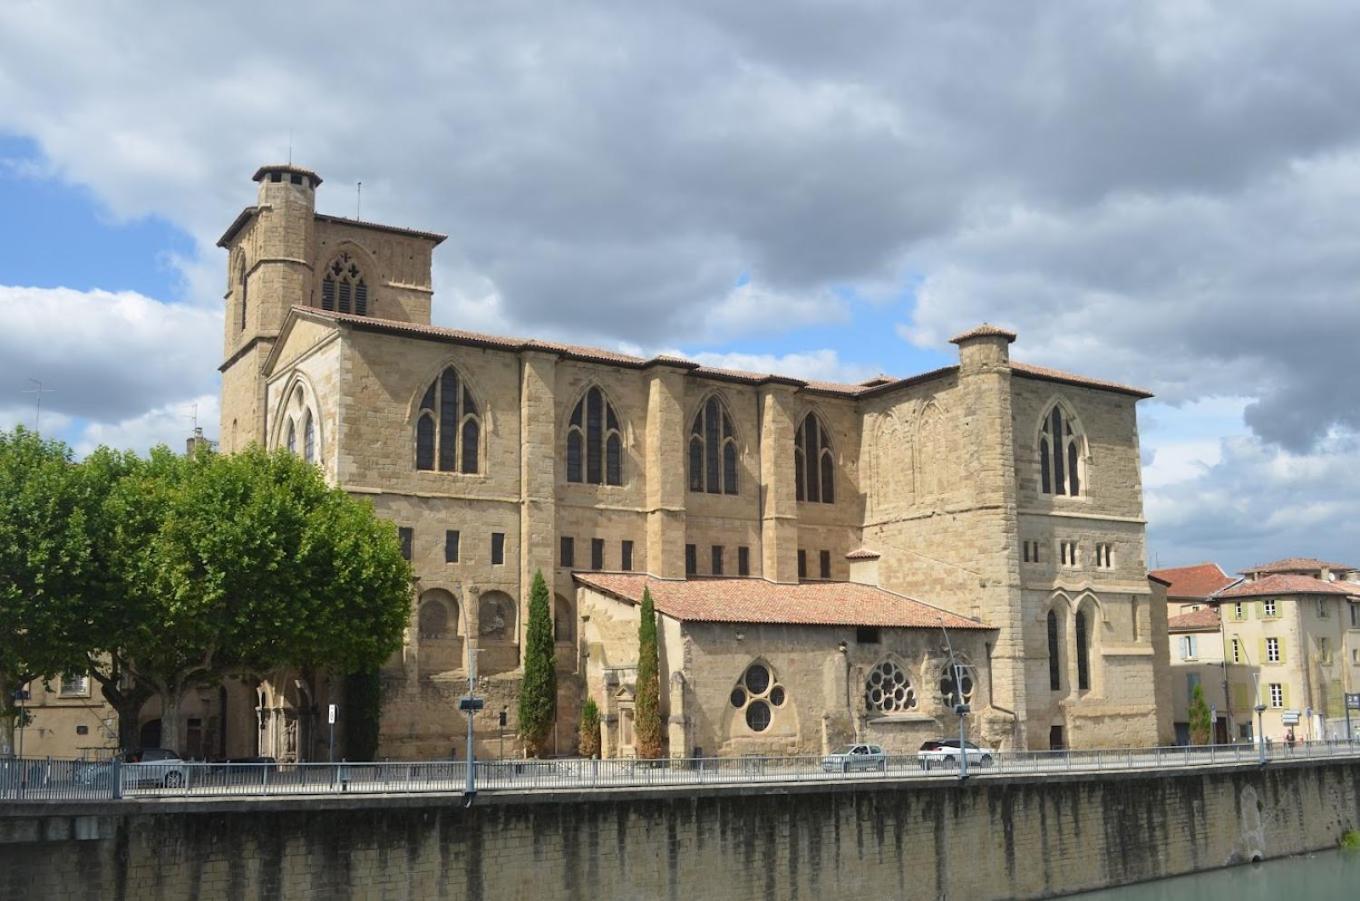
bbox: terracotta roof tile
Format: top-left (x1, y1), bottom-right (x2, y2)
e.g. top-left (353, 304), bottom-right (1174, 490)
top-left (845, 548), bottom-right (882, 560)
top-left (1167, 607), bottom-right (1221, 632)
top-left (1215, 574), bottom-right (1360, 600)
top-left (1242, 557), bottom-right (1359, 575)
top-left (1148, 562), bottom-right (1237, 600)
top-left (1010, 362), bottom-right (1153, 399)
top-left (573, 573), bottom-right (991, 630)
top-left (950, 323), bottom-right (1017, 344)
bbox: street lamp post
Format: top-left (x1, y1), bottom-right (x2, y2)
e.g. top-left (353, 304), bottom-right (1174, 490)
top-left (938, 618), bottom-right (969, 780)
top-left (1255, 704), bottom-right (1267, 765)
top-left (459, 645), bottom-right (484, 803)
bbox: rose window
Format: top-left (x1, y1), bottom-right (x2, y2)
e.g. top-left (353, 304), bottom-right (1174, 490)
top-left (864, 661), bottom-right (916, 713)
top-left (729, 662), bottom-right (786, 733)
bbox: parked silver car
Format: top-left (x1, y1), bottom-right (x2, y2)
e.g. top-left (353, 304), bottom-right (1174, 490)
top-left (821, 743), bottom-right (888, 773)
top-left (78, 748), bottom-right (192, 789)
top-left (917, 739), bottom-right (993, 769)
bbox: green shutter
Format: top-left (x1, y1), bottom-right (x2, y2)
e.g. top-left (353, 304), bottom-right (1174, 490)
top-left (1281, 684), bottom-right (1290, 708)
top-left (1259, 637), bottom-right (1267, 666)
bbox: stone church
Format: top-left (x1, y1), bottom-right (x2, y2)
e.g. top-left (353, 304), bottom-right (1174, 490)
top-left (217, 163), bottom-right (1171, 760)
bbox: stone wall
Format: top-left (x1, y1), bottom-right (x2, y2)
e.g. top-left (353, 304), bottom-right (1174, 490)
top-left (5, 760), bottom-right (1359, 900)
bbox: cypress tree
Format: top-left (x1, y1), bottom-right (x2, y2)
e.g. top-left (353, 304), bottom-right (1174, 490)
top-left (578, 698), bottom-right (602, 759)
top-left (518, 570), bottom-right (556, 757)
top-left (1188, 682), bottom-right (1212, 746)
top-left (634, 587), bottom-right (663, 759)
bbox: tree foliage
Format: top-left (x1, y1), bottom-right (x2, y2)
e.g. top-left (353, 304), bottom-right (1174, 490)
top-left (1188, 682), bottom-right (1213, 746)
top-left (0, 428), bottom-right (95, 755)
top-left (634, 588), bottom-right (663, 759)
top-left (578, 698), bottom-right (601, 759)
top-left (518, 570), bottom-right (556, 757)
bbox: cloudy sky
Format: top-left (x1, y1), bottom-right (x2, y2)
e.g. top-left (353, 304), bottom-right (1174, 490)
top-left (3, 0), bottom-right (1359, 572)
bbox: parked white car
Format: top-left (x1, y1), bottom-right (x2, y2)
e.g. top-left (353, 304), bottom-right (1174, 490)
top-left (78, 748), bottom-right (192, 789)
top-left (917, 739), bottom-right (993, 769)
top-left (821, 744), bottom-right (888, 773)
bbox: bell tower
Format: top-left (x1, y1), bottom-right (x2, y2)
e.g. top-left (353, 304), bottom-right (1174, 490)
top-left (217, 164), bottom-right (322, 452)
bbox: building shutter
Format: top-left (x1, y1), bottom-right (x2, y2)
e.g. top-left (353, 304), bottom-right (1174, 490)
top-left (1281, 684), bottom-right (1290, 708)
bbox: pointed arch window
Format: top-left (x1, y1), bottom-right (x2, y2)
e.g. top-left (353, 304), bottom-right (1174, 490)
top-left (302, 411), bottom-right (315, 463)
top-left (794, 412), bottom-right (835, 504)
top-left (1075, 608), bottom-right (1092, 691)
top-left (237, 257), bottom-right (248, 332)
top-left (1039, 404), bottom-right (1083, 496)
top-left (286, 420), bottom-right (296, 455)
top-left (321, 251), bottom-right (370, 316)
top-left (689, 396), bottom-right (738, 495)
top-left (414, 366), bottom-right (481, 474)
top-left (1047, 610), bottom-right (1062, 691)
top-left (566, 387), bottom-right (623, 486)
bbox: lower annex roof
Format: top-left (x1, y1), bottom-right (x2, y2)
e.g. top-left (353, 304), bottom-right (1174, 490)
top-left (573, 573), bottom-right (991, 630)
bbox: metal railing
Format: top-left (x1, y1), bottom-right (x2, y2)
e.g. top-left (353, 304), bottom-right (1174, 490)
top-left (4, 738), bottom-right (1359, 803)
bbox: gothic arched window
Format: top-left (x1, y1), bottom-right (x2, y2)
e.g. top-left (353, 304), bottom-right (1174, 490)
top-left (1039, 403), bottom-right (1083, 497)
top-left (238, 257), bottom-right (248, 332)
top-left (794, 412), bottom-right (835, 504)
top-left (1047, 609), bottom-right (1062, 691)
top-left (303, 411), bottom-right (315, 463)
top-left (1075, 608), bottom-right (1092, 691)
top-left (415, 366), bottom-right (481, 474)
top-left (566, 387), bottom-right (622, 486)
top-left (689, 396), bottom-right (738, 495)
top-left (321, 251), bottom-right (369, 316)
top-left (286, 420), bottom-right (296, 455)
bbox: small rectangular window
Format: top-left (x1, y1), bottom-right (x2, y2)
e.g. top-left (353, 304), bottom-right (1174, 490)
top-left (591, 538), bottom-right (605, 571)
top-left (491, 532), bottom-right (505, 566)
top-left (1264, 599), bottom-right (1277, 617)
top-left (59, 674), bottom-right (89, 697)
top-left (1060, 541), bottom-right (1079, 568)
top-left (76, 724), bottom-right (89, 735)
top-left (1234, 602), bottom-right (1245, 621)
top-left (685, 544), bottom-right (697, 576)
top-left (819, 550), bottom-right (831, 579)
top-left (398, 527), bottom-right (413, 561)
top-left (561, 536), bottom-right (575, 568)
top-left (711, 545), bottom-right (724, 576)
top-left (1317, 598), bottom-right (1329, 618)
top-left (1095, 543), bottom-right (1114, 569)
top-left (1266, 637), bottom-right (1280, 663)
top-left (1350, 603), bottom-right (1359, 628)
top-left (797, 549), bottom-right (807, 580)
top-left (445, 530), bottom-right (460, 563)
top-left (1231, 638), bottom-right (1242, 664)
top-left (856, 626), bottom-right (880, 644)
top-left (621, 540), bottom-right (634, 572)
top-left (1269, 683), bottom-right (1283, 708)
top-left (738, 546), bottom-right (750, 576)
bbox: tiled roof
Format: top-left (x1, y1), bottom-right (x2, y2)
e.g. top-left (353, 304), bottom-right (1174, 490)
top-left (573, 573), bottom-right (991, 630)
top-left (1167, 607), bottom-right (1221, 632)
top-left (289, 308), bottom-right (1150, 401)
top-left (950, 323), bottom-right (1017, 344)
top-left (845, 548), bottom-right (882, 560)
top-left (217, 210), bottom-right (447, 249)
top-left (252, 163), bottom-right (322, 185)
top-left (1242, 557), bottom-right (1358, 575)
top-left (1149, 562), bottom-right (1237, 600)
top-left (1215, 574), bottom-right (1360, 600)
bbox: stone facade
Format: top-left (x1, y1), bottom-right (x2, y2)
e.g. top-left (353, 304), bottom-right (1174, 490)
top-left (216, 164), bottom-right (1169, 757)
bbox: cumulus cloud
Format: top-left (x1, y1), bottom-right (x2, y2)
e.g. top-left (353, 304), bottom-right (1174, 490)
top-left (0, 286), bottom-right (220, 422)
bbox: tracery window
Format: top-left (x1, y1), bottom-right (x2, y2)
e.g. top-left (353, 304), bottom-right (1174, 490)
top-left (939, 663), bottom-right (975, 708)
top-left (864, 660), bottom-right (916, 713)
top-left (728, 662), bottom-right (786, 733)
top-left (321, 251), bottom-right (369, 316)
top-left (689, 396), bottom-right (738, 495)
top-left (1039, 403), bottom-right (1083, 496)
top-left (415, 367), bottom-right (481, 474)
top-left (794, 412), bottom-right (835, 504)
top-left (1075, 609), bottom-right (1092, 691)
top-left (279, 383), bottom-right (319, 465)
top-left (566, 386), bottom-right (622, 486)
top-left (237, 257), bottom-right (248, 332)
top-left (303, 411), bottom-right (315, 463)
top-left (1047, 610), bottom-right (1062, 691)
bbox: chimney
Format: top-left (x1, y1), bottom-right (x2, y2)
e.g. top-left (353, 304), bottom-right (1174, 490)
top-left (846, 548), bottom-right (882, 587)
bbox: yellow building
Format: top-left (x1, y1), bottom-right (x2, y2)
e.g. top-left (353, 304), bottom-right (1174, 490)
top-left (1214, 558), bottom-right (1360, 743)
top-left (207, 163), bottom-right (1172, 758)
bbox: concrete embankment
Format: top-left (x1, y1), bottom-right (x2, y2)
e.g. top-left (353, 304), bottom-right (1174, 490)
top-left (2, 759), bottom-right (1358, 900)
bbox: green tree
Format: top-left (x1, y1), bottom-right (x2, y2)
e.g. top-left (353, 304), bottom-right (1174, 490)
top-left (1188, 682), bottom-right (1213, 746)
top-left (0, 427), bottom-right (95, 756)
top-left (104, 446), bottom-right (412, 753)
top-left (634, 588), bottom-right (663, 759)
top-left (518, 570), bottom-right (556, 756)
top-left (578, 698), bottom-right (601, 759)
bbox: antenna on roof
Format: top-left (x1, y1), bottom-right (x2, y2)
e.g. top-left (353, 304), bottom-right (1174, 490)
top-left (356, 181), bottom-right (362, 220)
top-left (22, 378), bottom-right (55, 432)
top-left (186, 401), bottom-right (199, 432)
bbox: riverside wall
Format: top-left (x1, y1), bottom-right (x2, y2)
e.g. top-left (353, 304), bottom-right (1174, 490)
top-left (3, 759), bottom-right (1359, 900)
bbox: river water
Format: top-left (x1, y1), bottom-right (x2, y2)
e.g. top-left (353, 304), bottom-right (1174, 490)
top-left (1073, 848), bottom-right (1359, 899)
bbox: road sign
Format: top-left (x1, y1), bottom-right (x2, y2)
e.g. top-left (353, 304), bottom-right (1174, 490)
top-left (328, 703), bottom-right (337, 725)
top-left (458, 696), bottom-right (485, 713)
top-left (1281, 710), bottom-right (1301, 725)
top-left (1346, 693), bottom-right (1360, 711)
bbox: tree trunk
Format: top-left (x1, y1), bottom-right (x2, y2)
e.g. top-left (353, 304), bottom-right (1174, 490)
top-left (159, 686), bottom-right (185, 754)
top-left (0, 674), bottom-right (14, 757)
top-left (94, 665), bottom-right (153, 755)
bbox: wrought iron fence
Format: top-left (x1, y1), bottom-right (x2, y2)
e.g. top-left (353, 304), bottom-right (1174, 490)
top-left (3, 738), bottom-right (1358, 803)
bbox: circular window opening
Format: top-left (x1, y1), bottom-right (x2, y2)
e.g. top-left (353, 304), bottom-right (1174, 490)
top-left (940, 665), bottom-right (975, 705)
top-left (745, 664), bottom-right (770, 695)
top-left (864, 661), bottom-right (916, 713)
top-left (730, 687), bottom-right (746, 708)
top-left (769, 685), bottom-right (785, 707)
top-left (745, 700), bottom-right (771, 732)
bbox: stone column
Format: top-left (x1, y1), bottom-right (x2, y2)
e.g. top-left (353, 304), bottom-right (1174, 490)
top-left (519, 351), bottom-right (558, 650)
top-left (644, 363), bottom-right (690, 578)
top-left (759, 384), bottom-right (800, 583)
